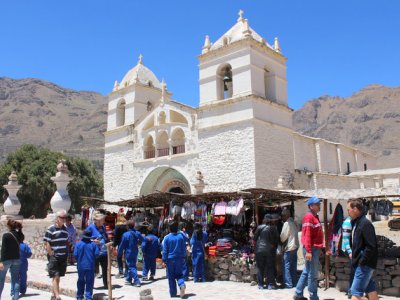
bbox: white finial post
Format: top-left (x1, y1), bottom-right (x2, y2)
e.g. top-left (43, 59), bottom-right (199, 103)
top-left (160, 79), bottom-right (167, 107)
top-left (138, 54), bottom-right (143, 64)
top-left (113, 80), bottom-right (118, 91)
top-left (1, 171), bottom-right (23, 220)
top-left (49, 160), bottom-right (72, 214)
top-left (243, 19), bottom-right (251, 37)
top-left (202, 35), bottom-right (211, 53)
top-left (274, 37), bottom-right (281, 53)
top-left (238, 9), bottom-right (244, 22)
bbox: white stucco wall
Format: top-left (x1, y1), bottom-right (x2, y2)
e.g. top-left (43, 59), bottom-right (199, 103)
top-left (198, 121), bottom-right (256, 192)
top-left (319, 141), bottom-right (339, 173)
top-left (104, 145), bottom-right (136, 201)
top-left (293, 135), bottom-right (317, 172)
top-left (339, 145), bottom-right (357, 174)
top-left (253, 121), bottom-right (294, 188)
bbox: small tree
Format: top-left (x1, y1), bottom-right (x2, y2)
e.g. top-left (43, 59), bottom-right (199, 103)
top-left (0, 144), bottom-right (103, 218)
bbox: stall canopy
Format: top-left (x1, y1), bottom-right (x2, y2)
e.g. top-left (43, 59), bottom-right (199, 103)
top-left (81, 188), bottom-right (305, 209)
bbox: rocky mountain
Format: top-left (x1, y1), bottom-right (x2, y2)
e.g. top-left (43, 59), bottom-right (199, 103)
top-left (293, 84), bottom-right (400, 168)
top-left (0, 77), bottom-right (108, 169)
top-left (1, 77), bottom-right (398, 171)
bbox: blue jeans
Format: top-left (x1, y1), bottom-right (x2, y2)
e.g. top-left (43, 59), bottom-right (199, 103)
top-left (295, 247), bottom-right (320, 300)
top-left (11, 266), bottom-right (28, 296)
top-left (117, 252), bottom-right (126, 275)
top-left (283, 249), bottom-right (298, 288)
top-left (350, 265), bottom-right (376, 297)
top-left (0, 259), bottom-right (21, 300)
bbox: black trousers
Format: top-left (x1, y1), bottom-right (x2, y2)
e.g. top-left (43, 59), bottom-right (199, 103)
top-left (256, 253), bottom-right (276, 286)
top-left (97, 255), bottom-right (108, 287)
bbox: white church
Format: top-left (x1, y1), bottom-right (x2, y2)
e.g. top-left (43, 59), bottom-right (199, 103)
top-left (104, 10), bottom-right (394, 202)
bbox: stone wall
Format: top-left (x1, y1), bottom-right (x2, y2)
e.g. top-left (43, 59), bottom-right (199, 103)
top-left (331, 256), bottom-right (400, 297)
top-left (206, 256), bottom-right (257, 282)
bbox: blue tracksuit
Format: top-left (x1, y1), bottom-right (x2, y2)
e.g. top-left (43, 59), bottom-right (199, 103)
top-left (141, 234), bottom-right (160, 278)
top-left (118, 229), bottom-right (144, 285)
top-left (162, 233), bottom-right (186, 297)
top-left (74, 238), bottom-right (100, 300)
top-left (15, 243), bottom-right (32, 295)
top-left (190, 231), bottom-right (208, 282)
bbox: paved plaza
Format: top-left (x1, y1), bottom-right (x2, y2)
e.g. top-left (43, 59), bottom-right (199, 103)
top-left (3, 258), bottom-right (398, 300)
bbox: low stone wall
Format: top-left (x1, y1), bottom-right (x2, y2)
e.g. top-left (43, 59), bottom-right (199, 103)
top-left (331, 256), bottom-right (400, 297)
top-left (0, 218), bottom-right (81, 260)
top-left (206, 256), bottom-right (257, 282)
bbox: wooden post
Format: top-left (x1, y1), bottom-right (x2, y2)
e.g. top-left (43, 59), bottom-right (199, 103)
top-left (255, 194), bottom-right (259, 225)
top-left (106, 242), bottom-right (114, 300)
top-left (323, 198), bottom-right (329, 289)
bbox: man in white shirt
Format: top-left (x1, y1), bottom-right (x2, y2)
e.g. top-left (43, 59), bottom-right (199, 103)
top-left (280, 209), bottom-right (299, 289)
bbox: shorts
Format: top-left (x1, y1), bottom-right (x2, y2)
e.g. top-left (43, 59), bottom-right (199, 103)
top-left (48, 255), bottom-right (67, 278)
top-left (350, 264), bottom-right (376, 297)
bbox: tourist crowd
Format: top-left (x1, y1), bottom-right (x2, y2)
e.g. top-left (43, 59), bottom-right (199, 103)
top-left (0, 197), bottom-right (379, 300)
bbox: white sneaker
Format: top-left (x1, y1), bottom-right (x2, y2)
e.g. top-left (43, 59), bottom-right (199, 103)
top-left (180, 284), bottom-right (186, 298)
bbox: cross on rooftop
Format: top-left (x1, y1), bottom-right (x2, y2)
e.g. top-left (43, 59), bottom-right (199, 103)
top-left (238, 9), bottom-right (244, 21)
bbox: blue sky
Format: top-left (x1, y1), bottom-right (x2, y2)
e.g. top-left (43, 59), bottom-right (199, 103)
top-left (0, 1), bottom-right (399, 109)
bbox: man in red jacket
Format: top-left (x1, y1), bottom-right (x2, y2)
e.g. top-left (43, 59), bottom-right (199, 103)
top-left (294, 197), bottom-right (324, 300)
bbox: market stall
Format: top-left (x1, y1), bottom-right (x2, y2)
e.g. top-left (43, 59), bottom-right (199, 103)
top-left (81, 189), bottom-right (305, 284)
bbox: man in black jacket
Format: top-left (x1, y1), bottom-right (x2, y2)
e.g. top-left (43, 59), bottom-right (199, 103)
top-left (253, 214), bottom-right (279, 290)
top-left (347, 199), bottom-right (378, 300)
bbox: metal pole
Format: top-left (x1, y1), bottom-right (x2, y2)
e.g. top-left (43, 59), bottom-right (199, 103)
top-left (323, 198), bottom-right (329, 289)
top-left (106, 242), bottom-right (113, 300)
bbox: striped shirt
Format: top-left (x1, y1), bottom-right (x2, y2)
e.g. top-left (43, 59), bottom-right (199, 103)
top-left (341, 216), bottom-right (352, 255)
top-left (44, 224), bottom-right (69, 258)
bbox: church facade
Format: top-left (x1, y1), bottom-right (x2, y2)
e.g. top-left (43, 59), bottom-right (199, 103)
top-left (104, 11), bottom-right (377, 202)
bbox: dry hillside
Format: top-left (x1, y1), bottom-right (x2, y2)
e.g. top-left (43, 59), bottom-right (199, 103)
top-left (0, 77), bottom-right (107, 169)
top-left (1, 78), bottom-right (399, 171)
top-left (293, 84), bottom-right (400, 168)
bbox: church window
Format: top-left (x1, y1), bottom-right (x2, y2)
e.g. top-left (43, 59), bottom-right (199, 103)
top-left (144, 135), bottom-right (155, 159)
top-left (264, 68), bottom-right (276, 101)
top-left (171, 128), bottom-right (185, 155)
top-left (157, 131), bottom-right (169, 157)
top-left (364, 163), bottom-right (367, 171)
top-left (346, 162), bottom-right (351, 174)
top-left (217, 64), bottom-right (233, 100)
top-left (116, 99), bottom-right (126, 127)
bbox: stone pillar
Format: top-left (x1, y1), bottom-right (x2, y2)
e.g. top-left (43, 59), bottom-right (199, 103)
top-left (1, 171), bottom-right (23, 221)
top-left (192, 171), bottom-right (206, 194)
top-left (49, 160), bottom-right (72, 214)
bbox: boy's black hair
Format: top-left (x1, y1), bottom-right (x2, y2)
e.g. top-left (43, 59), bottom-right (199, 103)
top-left (178, 222), bottom-right (186, 231)
top-left (168, 220), bottom-right (178, 233)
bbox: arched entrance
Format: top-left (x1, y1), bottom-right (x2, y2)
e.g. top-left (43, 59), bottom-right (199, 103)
top-left (139, 167), bottom-right (191, 196)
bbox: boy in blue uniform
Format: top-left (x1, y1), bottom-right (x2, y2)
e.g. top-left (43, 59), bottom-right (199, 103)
top-left (74, 229), bottom-right (100, 300)
top-left (190, 222), bottom-right (208, 282)
top-left (162, 220), bottom-right (186, 298)
top-left (178, 222), bottom-right (190, 281)
top-left (142, 226), bottom-right (161, 281)
top-left (118, 220), bottom-right (144, 287)
top-left (11, 235), bottom-right (32, 297)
